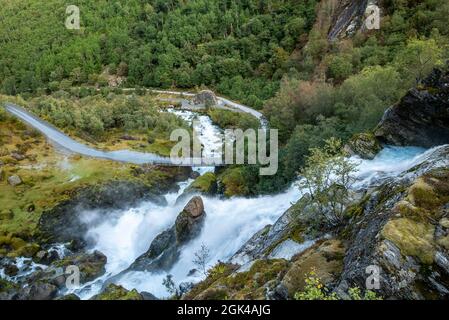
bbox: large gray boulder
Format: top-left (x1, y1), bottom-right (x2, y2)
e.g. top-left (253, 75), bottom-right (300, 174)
top-left (193, 90), bottom-right (217, 107)
top-left (375, 68), bottom-right (449, 148)
top-left (126, 196), bottom-right (206, 272)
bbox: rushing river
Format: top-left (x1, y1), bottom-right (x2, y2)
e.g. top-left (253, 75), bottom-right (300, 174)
top-left (70, 147), bottom-right (429, 299)
top-left (1, 102), bottom-right (436, 299)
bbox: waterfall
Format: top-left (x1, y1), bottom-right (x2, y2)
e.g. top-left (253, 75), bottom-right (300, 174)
top-left (1, 103), bottom-right (442, 300)
top-left (69, 143), bottom-right (436, 299)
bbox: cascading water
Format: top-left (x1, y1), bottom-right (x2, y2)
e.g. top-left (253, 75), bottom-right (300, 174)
top-left (71, 143), bottom-right (437, 299)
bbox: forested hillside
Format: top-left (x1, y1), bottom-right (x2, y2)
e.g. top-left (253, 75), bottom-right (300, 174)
top-left (0, 0), bottom-right (318, 107)
top-left (221, 0), bottom-right (449, 195)
top-left (1, 0), bottom-right (448, 195)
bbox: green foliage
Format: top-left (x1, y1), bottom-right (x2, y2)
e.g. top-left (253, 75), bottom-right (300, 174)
top-left (294, 270), bottom-right (338, 300)
top-left (296, 138), bottom-right (358, 227)
top-left (394, 38), bottom-right (444, 86)
top-left (327, 54), bottom-right (354, 82)
top-left (26, 94), bottom-right (187, 141)
top-left (0, 0), bottom-right (319, 107)
top-left (208, 109), bottom-right (260, 131)
top-left (295, 270), bottom-right (382, 300)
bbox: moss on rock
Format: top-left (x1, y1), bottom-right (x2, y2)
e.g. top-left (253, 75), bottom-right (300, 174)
top-left (381, 218), bottom-right (435, 264)
top-left (344, 133), bottom-right (382, 160)
top-left (281, 240), bottom-right (346, 297)
top-left (91, 284), bottom-right (143, 300)
top-left (187, 172), bottom-right (217, 195)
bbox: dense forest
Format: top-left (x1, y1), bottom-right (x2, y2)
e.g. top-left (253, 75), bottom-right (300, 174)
top-left (0, 0), bottom-right (318, 108)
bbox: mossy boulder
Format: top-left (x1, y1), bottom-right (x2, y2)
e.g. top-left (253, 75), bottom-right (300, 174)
top-left (0, 234), bottom-right (40, 258)
top-left (344, 133), bottom-right (382, 160)
top-left (53, 250), bottom-right (107, 283)
top-left (184, 259), bottom-right (290, 300)
top-left (281, 240), bottom-right (346, 297)
top-left (7, 174), bottom-right (22, 186)
top-left (91, 284), bottom-right (143, 300)
top-left (187, 172), bottom-right (217, 195)
top-left (381, 218), bottom-right (435, 264)
top-left (0, 210), bottom-right (13, 221)
top-left (337, 165), bottom-right (449, 299)
top-left (193, 90), bottom-right (217, 107)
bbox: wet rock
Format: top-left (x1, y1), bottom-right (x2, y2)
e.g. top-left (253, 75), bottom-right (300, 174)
top-left (7, 175), bottom-right (22, 186)
top-left (15, 282), bottom-right (58, 300)
top-left (4, 264), bottom-right (19, 277)
top-left (344, 133), bottom-right (382, 160)
top-left (126, 197), bottom-right (206, 273)
top-left (175, 196), bottom-right (206, 243)
top-left (0, 278), bottom-right (18, 300)
top-left (190, 171), bottom-right (201, 179)
top-left (375, 68), bottom-right (449, 148)
top-left (34, 249), bottom-right (62, 265)
top-left (24, 250), bottom-right (107, 295)
top-left (230, 204), bottom-right (301, 265)
top-left (435, 252), bottom-right (449, 275)
top-left (53, 250), bottom-right (107, 283)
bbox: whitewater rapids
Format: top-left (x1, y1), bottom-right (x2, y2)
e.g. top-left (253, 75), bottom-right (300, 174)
top-left (70, 145), bottom-right (432, 299)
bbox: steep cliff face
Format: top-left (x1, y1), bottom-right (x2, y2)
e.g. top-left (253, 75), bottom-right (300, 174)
top-left (328, 0), bottom-right (372, 40)
top-left (337, 146), bottom-right (449, 299)
top-left (375, 68), bottom-right (449, 148)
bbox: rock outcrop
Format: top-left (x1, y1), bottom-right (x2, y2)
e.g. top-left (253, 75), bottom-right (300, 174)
top-left (328, 0), bottom-right (372, 40)
top-left (91, 284), bottom-right (144, 300)
top-left (7, 175), bottom-right (22, 187)
top-left (336, 147), bottom-right (449, 299)
top-left (344, 133), bottom-right (382, 160)
top-left (127, 196), bottom-right (206, 272)
top-left (193, 90), bottom-right (217, 107)
top-left (375, 68), bottom-right (449, 148)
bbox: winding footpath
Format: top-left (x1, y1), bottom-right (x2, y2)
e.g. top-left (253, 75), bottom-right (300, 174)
top-left (2, 90), bottom-right (267, 166)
